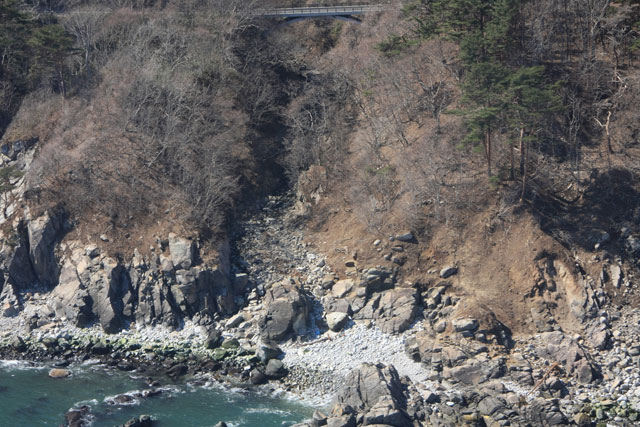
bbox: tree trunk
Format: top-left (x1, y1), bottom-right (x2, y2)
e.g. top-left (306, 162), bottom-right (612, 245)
top-left (520, 129), bottom-right (528, 202)
top-left (485, 127), bottom-right (492, 178)
top-left (518, 127), bottom-right (525, 175)
top-left (509, 141), bottom-right (515, 180)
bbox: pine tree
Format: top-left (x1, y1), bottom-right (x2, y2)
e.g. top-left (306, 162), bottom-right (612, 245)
top-left (457, 60), bottom-right (510, 178)
top-left (504, 66), bottom-right (562, 199)
top-left (27, 23), bottom-right (76, 96)
top-left (0, 0), bottom-right (34, 131)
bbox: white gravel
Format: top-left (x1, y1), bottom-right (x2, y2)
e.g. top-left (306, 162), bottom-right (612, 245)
top-left (282, 322), bottom-right (435, 398)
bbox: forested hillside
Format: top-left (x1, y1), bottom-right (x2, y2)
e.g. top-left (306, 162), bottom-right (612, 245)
top-left (0, 0), bottom-right (638, 252)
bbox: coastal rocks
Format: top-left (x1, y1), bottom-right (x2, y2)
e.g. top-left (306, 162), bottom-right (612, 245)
top-left (168, 233), bottom-right (194, 270)
top-left (331, 363), bottom-right (411, 427)
top-left (205, 330), bottom-right (222, 349)
top-left (225, 313), bottom-right (245, 328)
top-left (51, 259), bottom-right (93, 326)
top-left (10, 335), bottom-right (26, 352)
top-left (65, 405), bottom-right (91, 427)
top-left (166, 363), bottom-right (188, 378)
top-left (373, 288), bottom-right (418, 334)
top-left (535, 331), bottom-right (598, 383)
top-left (256, 340), bottom-right (282, 363)
top-left (87, 257), bottom-right (130, 333)
top-left (523, 398), bottom-right (569, 425)
top-left (395, 231), bottom-right (414, 242)
top-left (27, 212), bottom-right (64, 287)
top-left (326, 312), bottom-right (349, 332)
top-left (331, 279), bottom-right (354, 298)
top-left (265, 359), bottom-right (287, 379)
top-left (258, 278), bottom-right (310, 341)
top-left (334, 363), bottom-right (406, 412)
top-left (49, 368), bottom-right (71, 378)
top-left (119, 415), bottom-right (153, 427)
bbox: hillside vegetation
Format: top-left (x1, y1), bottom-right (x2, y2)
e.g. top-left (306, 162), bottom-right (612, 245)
top-left (0, 0), bottom-right (639, 261)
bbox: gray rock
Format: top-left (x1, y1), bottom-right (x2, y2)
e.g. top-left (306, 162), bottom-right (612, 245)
top-left (332, 279), bottom-right (354, 298)
top-left (588, 325), bottom-right (610, 350)
top-left (325, 415), bottom-right (355, 427)
top-left (610, 264), bottom-right (622, 288)
top-left (434, 320), bottom-right (447, 333)
top-left (259, 279), bottom-right (310, 341)
top-left (362, 395), bottom-right (411, 426)
top-left (265, 359), bottom-right (287, 379)
top-left (334, 363), bottom-right (407, 412)
top-left (477, 395), bottom-right (505, 416)
top-left (205, 330), bottom-right (222, 349)
top-left (233, 273), bottom-right (249, 294)
top-left (27, 213), bottom-right (63, 287)
top-left (65, 405), bottom-right (90, 427)
top-left (444, 357), bottom-right (506, 385)
top-left (326, 312), bottom-right (349, 332)
top-left (225, 313), bottom-right (245, 328)
top-left (86, 258), bottom-right (129, 333)
top-left (85, 245), bottom-right (99, 258)
top-left (439, 266), bottom-right (458, 278)
top-left (524, 398), bottom-right (569, 425)
top-left (374, 288), bottom-right (418, 334)
top-left (536, 331), bottom-right (598, 383)
top-left (395, 232), bottom-right (414, 242)
top-left (121, 415), bottom-right (152, 427)
top-left (453, 318), bottom-right (479, 332)
top-left (168, 233), bottom-right (194, 270)
top-left (166, 364), bottom-right (188, 377)
top-left (256, 341), bottom-right (282, 363)
top-left (10, 335), bottom-right (26, 352)
top-left (250, 368), bottom-right (267, 385)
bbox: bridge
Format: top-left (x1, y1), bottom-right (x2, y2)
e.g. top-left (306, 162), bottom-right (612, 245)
top-left (254, 4), bottom-right (385, 24)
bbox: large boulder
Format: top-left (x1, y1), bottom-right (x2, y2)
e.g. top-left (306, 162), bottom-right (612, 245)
top-left (326, 312), bottom-right (349, 332)
top-left (333, 363), bottom-right (411, 427)
top-left (27, 212), bottom-right (63, 287)
top-left (85, 257), bottom-right (131, 333)
top-left (374, 288), bottom-right (418, 334)
top-left (3, 221), bottom-right (37, 289)
top-left (50, 255), bottom-right (94, 326)
top-left (258, 279), bottom-right (310, 341)
top-left (352, 287), bottom-right (417, 334)
top-left (334, 363), bottom-right (407, 412)
top-left (524, 398), bottom-right (569, 426)
top-left (168, 233), bottom-right (194, 270)
top-left (535, 331), bottom-right (598, 383)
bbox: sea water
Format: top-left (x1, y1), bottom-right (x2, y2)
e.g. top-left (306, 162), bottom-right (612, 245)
top-left (0, 360), bottom-right (313, 426)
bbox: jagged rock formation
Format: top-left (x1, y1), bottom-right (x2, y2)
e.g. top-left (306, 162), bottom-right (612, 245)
top-left (0, 144), bottom-right (238, 332)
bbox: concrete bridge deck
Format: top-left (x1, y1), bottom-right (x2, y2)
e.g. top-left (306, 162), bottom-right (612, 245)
top-left (254, 5), bottom-right (385, 22)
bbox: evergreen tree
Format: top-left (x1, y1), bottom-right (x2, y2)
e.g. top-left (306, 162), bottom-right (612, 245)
top-left (457, 60), bottom-right (510, 178)
top-left (27, 23), bottom-right (76, 96)
top-left (504, 66), bottom-right (562, 198)
top-left (0, 0), bottom-right (34, 132)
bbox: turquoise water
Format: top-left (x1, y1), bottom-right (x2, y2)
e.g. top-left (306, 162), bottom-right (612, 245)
top-left (0, 360), bottom-right (313, 426)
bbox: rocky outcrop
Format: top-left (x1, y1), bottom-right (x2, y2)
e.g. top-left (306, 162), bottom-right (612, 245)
top-left (1, 212), bottom-right (65, 292)
top-left (27, 212), bottom-right (64, 287)
top-left (43, 234), bottom-right (236, 333)
top-left (329, 363), bottom-right (412, 427)
top-left (535, 331), bottom-right (599, 383)
top-left (258, 278), bottom-right (310, 341)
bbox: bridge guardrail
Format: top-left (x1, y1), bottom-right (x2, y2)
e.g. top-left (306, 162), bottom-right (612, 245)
top-left (254, 5), bottom-right (385, 17)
